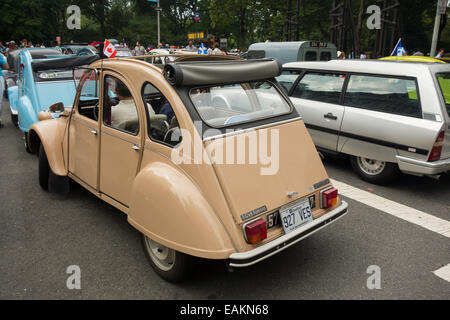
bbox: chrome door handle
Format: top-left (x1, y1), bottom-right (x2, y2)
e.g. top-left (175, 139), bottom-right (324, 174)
top-left (132, 144), bottom-right (140, 151)
top-left (324, 113), bottom-right (338, 120)
top-left (90, 129), bottom-right (98, 135)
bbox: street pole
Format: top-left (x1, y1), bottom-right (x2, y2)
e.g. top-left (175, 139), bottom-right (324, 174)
top-left (157, 0), bottom-right (161, 45)
top-left (431, 0), bottom-right (446, 57)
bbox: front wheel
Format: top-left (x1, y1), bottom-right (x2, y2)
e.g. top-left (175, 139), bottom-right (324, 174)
top-left (38, 143), bottom-right (50, 190)
top-left (11, 114), bottom-right (18, 127)
top-left (141, 235), bottom-right (194, 282)
top-left (350, 156), bottom-right (399, 185)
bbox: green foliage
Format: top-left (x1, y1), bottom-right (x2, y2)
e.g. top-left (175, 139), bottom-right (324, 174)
top-left (0, 0), bottom-right (449, 53)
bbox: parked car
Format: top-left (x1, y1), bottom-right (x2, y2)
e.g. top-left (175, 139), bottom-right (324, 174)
top-left (379, 56), bottom-right (445, 64)
top-left (280, 60), bottom-right (450, 184)
top-left (7, 48), bottom-right (98, 151)
top-left (7, 48), bottom-right (63, 126)
top-left (60, 44), bottom-right (97, 56)
top-left (115, 47), bottom-right (132, 57)
top-left (27, 57), bottom-right (348, 282)
top-left (248, 41), bottom-right (337, 64)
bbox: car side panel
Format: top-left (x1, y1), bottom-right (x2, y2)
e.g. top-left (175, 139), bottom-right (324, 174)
top-left (291, 97), bottom-right (344, 151)
top-left (338, 107), bottom-right (442, 162)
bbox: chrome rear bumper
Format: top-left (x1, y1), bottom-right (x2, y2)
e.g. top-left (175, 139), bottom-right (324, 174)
top-left (228, 201), bottom-right (348, 268)
top-left (396, 155), bottom-right (450, 175)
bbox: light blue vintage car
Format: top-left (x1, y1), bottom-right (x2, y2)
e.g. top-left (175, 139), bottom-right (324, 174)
top-left (7, 48), bottom-right (98, 152)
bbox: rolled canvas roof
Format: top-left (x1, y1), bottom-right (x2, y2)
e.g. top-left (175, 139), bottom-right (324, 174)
top-left (31, 54), bottom-right (100, 72)
top-left (163, 58), bottom-right (282, 86)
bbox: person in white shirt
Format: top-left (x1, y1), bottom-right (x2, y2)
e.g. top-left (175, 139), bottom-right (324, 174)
top-left (212, 43), bottom-right (222, 55)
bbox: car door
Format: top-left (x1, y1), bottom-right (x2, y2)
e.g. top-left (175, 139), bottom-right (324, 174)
top-left (289, 71), bottom-right (347, 152)
top-left (99, 72), bottom-right (143, 207)
top-left (338, 74), bottom-right (433, 162)
top-left (69, 68), bottom-right (100, 189)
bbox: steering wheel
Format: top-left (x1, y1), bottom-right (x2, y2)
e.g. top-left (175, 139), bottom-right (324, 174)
top-left (93, 102), bottom-right (99, 121)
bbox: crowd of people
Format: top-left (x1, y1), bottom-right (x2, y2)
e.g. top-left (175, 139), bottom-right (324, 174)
top-left (127, 40), bottom-right (233, 56)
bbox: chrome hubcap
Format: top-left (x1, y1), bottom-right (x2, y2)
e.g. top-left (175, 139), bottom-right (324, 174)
top-left (144, 237), bottom-right (175, 271)
top-left (357, 157), bottom-right (386, 176)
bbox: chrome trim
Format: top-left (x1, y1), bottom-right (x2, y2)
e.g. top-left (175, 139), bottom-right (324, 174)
top-left (396, 155), bottom-right (450, 175)
top-left (319, 186), bottom-right (333, 209)
top-left (102, 129), bottom-right (137, 145)
top-left (229, 201), bottom-right (348, 268)
top-left (203, 117), bottom-right (302, 142)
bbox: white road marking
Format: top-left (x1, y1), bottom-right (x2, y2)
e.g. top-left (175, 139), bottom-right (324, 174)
top-left (433, 264), bottom-right (450, 283)
top-left (330, 179), bottom-right (450, 238)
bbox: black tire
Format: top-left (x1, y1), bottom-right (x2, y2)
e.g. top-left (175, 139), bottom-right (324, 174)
top-left (24, 132), bottom-right (32, 153)
top-left (39, 143), bottom-right (50, 190)
top-left (141, 234), bottom-right (194, 282)
top-left (350, 156), bottom-right (399, 185)
top-left (11, 114), bottom-right (18, 127)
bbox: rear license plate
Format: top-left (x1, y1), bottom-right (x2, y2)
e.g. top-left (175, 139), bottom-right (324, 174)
top-left (279, 199), bottom-right (313, 234)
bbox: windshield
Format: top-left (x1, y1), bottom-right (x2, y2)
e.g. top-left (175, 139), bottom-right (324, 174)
top-left (189, 81), bottom-right (292, 128)
top-left (436, 73), bottom-right (450, 117)
top-left (34, 69), bottom-right (73, 82)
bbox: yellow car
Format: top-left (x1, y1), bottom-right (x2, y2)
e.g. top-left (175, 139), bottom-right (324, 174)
top-left (379, 56), bottom-right (445, 64)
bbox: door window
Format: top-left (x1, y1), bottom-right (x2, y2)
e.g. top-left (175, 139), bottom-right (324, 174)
top-left (73, 68), bottom-right (99, 121)
top-left (292, 72), bottom-right (346, 104)
top-left (277, 70), bottom-right (301, 93)
top-left (142, 82), bottom-right (180, 147)
top-left (103, 75), bottom-right (139, 135)
top-left (344, 75), bottom-right (422, 118)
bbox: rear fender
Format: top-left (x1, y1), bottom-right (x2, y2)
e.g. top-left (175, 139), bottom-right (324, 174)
top-left (18, 96), bottom-right (38, 132)
top-left (7, 86), bottom-right (18, 114)
top-left (28, 119), bottom-right (68, 176)
top-left (128, 162), bottom-right (235, 259)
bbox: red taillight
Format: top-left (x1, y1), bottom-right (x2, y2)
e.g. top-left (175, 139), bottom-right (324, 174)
top-left (244, 218), bottom-right (267, 244)
top-left (321, 187), bottom-right (338, 209)
top-left (428, 131), bottom-right (445, 162)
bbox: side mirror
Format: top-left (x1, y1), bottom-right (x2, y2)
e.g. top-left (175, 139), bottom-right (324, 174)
top-left (49, 102), bottom-right (64, 113)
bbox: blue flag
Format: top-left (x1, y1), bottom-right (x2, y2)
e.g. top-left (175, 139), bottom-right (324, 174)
top-left (197, 43), bottom-right (207, 55)
top-left (391, 38), bottom-right (406, 56)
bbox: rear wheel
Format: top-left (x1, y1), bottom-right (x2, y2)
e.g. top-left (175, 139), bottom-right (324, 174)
top-left (141, 235), bottom-right (194, 282)
top-left (11, 114), bottom-right (18, 127)
top-left (350, 156), bottom-right (399, 185)
top-left (38, 143), bottom-right (50, 190)
top-left (24, 132), bottom-right (32, 153)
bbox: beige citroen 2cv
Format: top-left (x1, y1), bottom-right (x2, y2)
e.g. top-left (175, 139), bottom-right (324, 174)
top-left (27, 56), bottom-right (348, 282)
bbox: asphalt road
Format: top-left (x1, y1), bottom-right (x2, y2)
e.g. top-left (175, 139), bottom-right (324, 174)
top-left (1, 98), bottom-right (449, 299)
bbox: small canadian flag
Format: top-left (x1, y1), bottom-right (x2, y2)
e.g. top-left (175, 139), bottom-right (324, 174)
top-left (103, 39), bottom-right (117, 58)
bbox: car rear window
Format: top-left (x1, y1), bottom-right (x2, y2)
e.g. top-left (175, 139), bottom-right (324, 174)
top-left (292, 72), bottom-right (346, 104)
top-left (344, 75), bottom-right (422, 118)
top-left (189, 81), bottom-right (292, 128)
top-left (34, 69), bottom-right (73, 82)
top-left (436, 73), bottom-right (450, 117)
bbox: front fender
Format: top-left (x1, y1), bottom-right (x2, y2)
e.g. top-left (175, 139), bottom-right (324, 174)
top-left (7, 86), bottom-right (18, 114)
top-left (28, 118), bottom-right (69, 176)
top-left (128, 162), bottom-right (235, 259)
top-left (18, 95), bottom-right (38, 132)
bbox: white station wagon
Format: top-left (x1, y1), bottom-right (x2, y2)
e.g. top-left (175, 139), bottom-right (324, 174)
top-left (279, 60), bottom-right (450, 184)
